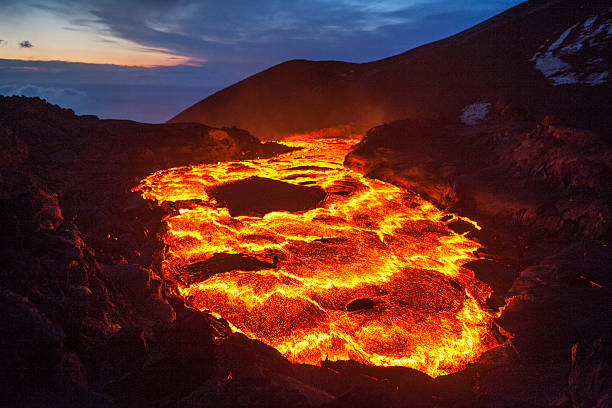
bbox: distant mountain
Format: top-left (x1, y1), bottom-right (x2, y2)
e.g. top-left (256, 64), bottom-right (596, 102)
top-left (170, 0), bottom-right (612, 140)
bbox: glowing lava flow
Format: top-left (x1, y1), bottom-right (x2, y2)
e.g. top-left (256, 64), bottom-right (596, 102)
top-left (136, 137), bottom-right (497, 377)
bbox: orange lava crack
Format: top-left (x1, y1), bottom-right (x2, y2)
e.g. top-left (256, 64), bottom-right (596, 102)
top-left (135, 136), bottom-right (497, 377)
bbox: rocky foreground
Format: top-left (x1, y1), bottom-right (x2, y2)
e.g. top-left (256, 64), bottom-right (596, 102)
top-left (344, 102), bottom-right (611, 407)
top-left (0, 96), bottom-right (292, 407)
top-left (1, 96), bottom-right (610, 407)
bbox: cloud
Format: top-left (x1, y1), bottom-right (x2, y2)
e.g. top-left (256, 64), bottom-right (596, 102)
top-left (0, 79), bottom-right (216, 123)
top-left (0, 84), bottom-right (89, 108)
top-left (22, 0), bottom-right (521, 65)
top-left (0, 0), bottom-right (525, 122)
top-left (0, 58), bottom-right (246, 89)
top-left (19, 40), bottom-right (33, 48)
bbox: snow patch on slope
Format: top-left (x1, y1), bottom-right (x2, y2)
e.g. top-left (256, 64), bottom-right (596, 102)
top-left (548, 24), bottom-right (577, 51)
top-left (461, 102), bottom-right (491, 125)
top-left (586, 71), bottom-right (609, 85)
top-left (533, 54), bottom-right (576, 85)
top-left (532, 13), bottom-right (612, 86)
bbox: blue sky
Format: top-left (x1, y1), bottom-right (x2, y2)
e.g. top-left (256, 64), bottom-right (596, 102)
top-left (0, 0), bottom-right (524, 122)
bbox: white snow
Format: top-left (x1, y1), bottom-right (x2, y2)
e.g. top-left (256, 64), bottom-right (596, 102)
top-left (583, 16), bottom-right (598, 31)
top-left (531, 14), bottom-right (611, 86)
top-left (586, 71), bottom-right (609, 85)
top-left (560, 15), bottom-right (608, 54)
top-left (461, 102), bottom-right (491, 125)
top-left (532, 52), bottom-right (577, 84)
top-left (561, 40), bottom-right (583, 54)
top-left (547, 24), bottom-right (577, 51)
top-left (533, 53), bottom-right (571, 76)
top-left (588, 21), bottom-right (607, 42)
top-left (550, 73), bottom-right (579, 85)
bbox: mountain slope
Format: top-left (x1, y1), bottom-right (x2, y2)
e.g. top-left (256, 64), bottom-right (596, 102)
top-left (170, 0), bottom-right (612, 140)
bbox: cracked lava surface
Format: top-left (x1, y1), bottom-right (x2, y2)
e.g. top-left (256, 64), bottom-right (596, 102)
top-left (135, 136), bottom-right (497, 377)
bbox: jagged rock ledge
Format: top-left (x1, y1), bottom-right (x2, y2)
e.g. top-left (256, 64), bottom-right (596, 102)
top-left (0, 96), bottom-right (292, 407)
top-left (343, 102), bottom-right (612, 406)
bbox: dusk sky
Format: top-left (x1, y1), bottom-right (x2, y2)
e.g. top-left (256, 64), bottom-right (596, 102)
top-left (0, 0), bottom-right (524, 123)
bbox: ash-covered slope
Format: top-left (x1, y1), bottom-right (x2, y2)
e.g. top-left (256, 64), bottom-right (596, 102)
top-left (170, 0), bottom-right (612, 139)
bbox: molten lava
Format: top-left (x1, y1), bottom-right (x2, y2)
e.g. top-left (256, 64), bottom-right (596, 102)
top-left (136, 137), bottom-right (497, 377)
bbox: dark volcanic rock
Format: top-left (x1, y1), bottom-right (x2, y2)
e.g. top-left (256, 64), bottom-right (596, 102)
top-left (345, 115), bottom-right (612, 240)
top-left (102, 297), bottom-right (217, 406)
top-left (342, 109), bottom-right (612, 405)
top-left (0, 290), bottom-right (104, 407)
top-left (345, 298), bottom-right (375, 311)
top-left (173, 309), bottom-right (217, 389)
top-left (320, 360), bottom-right (437, 408)
top-left (103, 263), bottom-right (175, 332)
top-left (106, 326), bottom-right (148, 371)
top-left (0, 290), bottom-right (63, 375)
top-left (0, 128), bottom-right (29, 166)
top-left (447, 219), bottom-right (476, 235)
top-left (0, 95), bottom-right (292, 266)
top-left (462, 259), bottom-right (518, 297)
top-left (324, 386), bottom-right (394, 408)
top-left (345, 119), bottom-right (462, 209)
top-left (568, 337), bottom-right (612, 408)
top-left (0, 96), bottom-right (289, 407)
top-left (209, 176), bottom-right (326, 216)
top-left (181, 253), bottom-right (275, 284)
